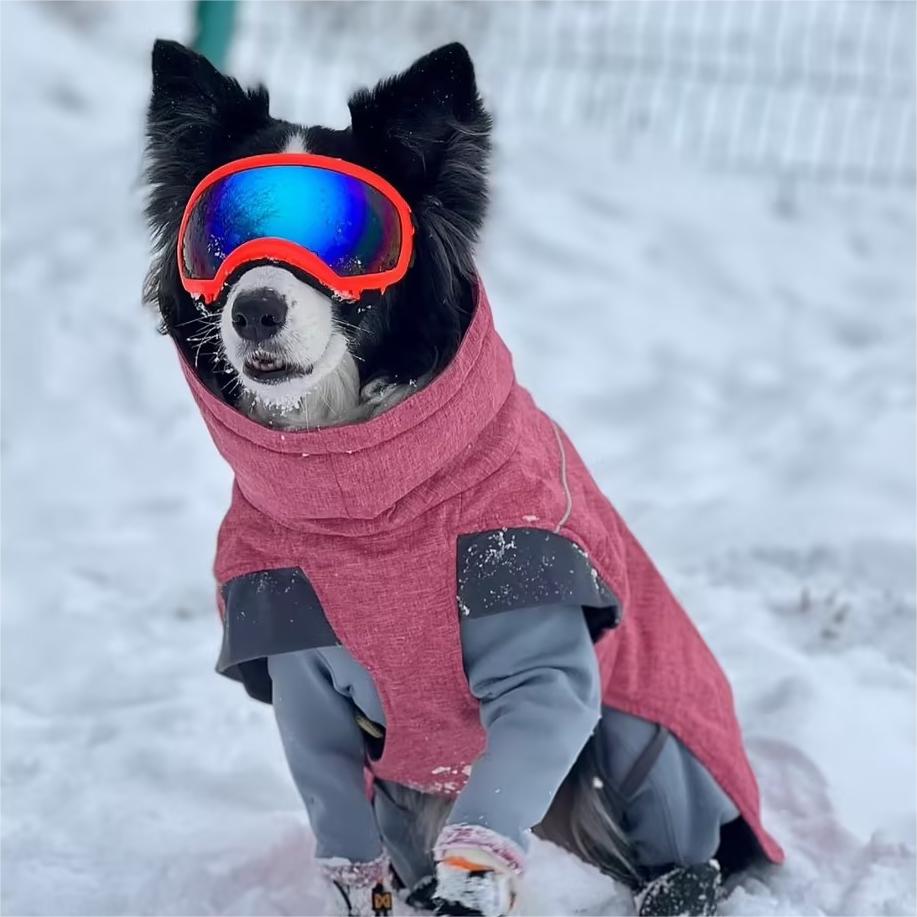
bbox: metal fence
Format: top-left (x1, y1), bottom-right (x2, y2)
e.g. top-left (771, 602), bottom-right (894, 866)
top-left (229, 0), bottom-right (916, 187)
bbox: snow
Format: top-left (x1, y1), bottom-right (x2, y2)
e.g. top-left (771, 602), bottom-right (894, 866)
top-left (1, 2), bottom-right (914, 915)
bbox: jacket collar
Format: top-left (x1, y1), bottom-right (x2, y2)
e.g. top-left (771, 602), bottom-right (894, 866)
top-left (177, 282), bottom-right (517, 530)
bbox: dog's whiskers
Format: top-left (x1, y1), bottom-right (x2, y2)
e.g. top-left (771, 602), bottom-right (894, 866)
top-left (334, 318), bottom-right (362, 335)
top-left (190, 327), bottom-right (222, 367)
top-left (174, 313), bottom-right (218, 330)
top-left (187, 329), bottom-right (221, 346)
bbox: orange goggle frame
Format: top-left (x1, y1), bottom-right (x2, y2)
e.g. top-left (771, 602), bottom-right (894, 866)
top-left (176, 153), bottom-right (414, 305)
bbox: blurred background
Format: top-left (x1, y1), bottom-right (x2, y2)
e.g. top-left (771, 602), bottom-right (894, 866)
top-left (230, 0), bottom-right (916, 185)
top-left (2, 2), bottom-right (915, 915)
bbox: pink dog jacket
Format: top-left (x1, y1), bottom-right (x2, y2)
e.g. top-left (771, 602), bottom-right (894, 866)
top-left (178, 284), bottom-right (783, 864)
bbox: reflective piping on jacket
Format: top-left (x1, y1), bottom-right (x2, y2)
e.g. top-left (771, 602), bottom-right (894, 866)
top-left (550, 422), bottom-right (573, 532)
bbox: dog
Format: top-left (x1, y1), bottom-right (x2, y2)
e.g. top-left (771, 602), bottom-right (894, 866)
top-left (143, 39), bottom-right (780, 917)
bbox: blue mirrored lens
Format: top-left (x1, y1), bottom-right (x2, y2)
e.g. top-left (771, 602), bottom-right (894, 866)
top-left (182, 164), bottom-right (402, 280)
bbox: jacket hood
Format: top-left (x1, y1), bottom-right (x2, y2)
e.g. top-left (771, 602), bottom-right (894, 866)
top-left (177, 284), bottom-right (516, 532)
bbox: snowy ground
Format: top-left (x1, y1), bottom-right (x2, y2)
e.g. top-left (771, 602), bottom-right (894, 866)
top-left (2, 3), bottom-right (914, 915)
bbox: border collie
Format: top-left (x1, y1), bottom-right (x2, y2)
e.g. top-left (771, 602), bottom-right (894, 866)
top-left (142, 39), bottom-right (766, 917)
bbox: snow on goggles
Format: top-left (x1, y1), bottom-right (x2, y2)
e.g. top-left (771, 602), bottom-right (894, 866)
top-left (177, 153), bottom-right (414, 305)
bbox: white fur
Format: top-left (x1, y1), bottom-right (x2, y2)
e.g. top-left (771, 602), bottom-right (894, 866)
top-left (283, 131), bottom-right (309, 154)
top-left (220, 265), bottom-right (361, 428)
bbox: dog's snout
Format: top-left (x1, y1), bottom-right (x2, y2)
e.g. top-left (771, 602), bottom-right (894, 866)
top-left (231, 289), bottom-right (288, 343)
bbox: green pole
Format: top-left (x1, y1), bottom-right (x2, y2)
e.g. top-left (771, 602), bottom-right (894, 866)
top-left (192, 0), bottom-right (238, 70)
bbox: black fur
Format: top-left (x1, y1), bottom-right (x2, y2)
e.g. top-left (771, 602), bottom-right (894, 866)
top-left (143, 40), bottom-right (492, 395)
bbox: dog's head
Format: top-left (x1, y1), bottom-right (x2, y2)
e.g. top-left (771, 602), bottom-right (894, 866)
top-left (143, 40), bottom-right (491, 411)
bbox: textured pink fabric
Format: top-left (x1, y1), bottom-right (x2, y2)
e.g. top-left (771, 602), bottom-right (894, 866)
top-left (178, 285), bottom-right (783, 864)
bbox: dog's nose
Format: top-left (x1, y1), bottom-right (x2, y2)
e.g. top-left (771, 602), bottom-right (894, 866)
top-left (231, 289), bottom-right (288, 343)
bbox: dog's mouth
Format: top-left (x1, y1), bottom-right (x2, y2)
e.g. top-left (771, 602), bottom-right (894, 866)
top-left (242, 350), bottom-right (312, 384)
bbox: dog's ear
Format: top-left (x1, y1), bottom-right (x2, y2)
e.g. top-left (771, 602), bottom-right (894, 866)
top-left (348, 44), bottom-right (493, 383)
top-left (348, 42), bottom-right (492, 211)
top-left (143, 40), bottom-right (269, 320)
top-left (147, 39), bottom-right (270, 172)
top-left (145, 40), bottom-right (270, 229)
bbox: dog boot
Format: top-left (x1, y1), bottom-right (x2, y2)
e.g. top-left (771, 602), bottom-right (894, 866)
top-left (433, 852), bottom-right (517, 916)
top-left (634, 860), bottom-right (721, 917)
top-left (432, 825), bottom-right (525, 916)
top-left (320, 855), bottom-right (395, 916)
top-left (404, 874), bottom-right (438, 912)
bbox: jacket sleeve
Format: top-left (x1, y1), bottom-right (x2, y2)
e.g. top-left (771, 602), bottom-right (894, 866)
top-left (267, 649), bottom-right (384, 865)
top-left (446, 603), bottom-right (602, 850)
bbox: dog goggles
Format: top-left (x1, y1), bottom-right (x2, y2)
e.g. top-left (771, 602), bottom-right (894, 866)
top-left (177, 153), bottom-right (414, 304)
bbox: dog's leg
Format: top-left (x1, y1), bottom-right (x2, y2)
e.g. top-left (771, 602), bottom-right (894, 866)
top-left (534, 727), bottom-right (640, 886)
top-left (536, 708), bottom-right (741, 916)
top-left (373, 780), bottom-right (451, 908)
top-left (268, 650), bottom-right (396, 915)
